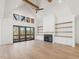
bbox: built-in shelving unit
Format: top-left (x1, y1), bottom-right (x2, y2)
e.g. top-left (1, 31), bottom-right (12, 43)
top-left (37, 26), bottom-right (43, 34)
top-left (55, 21), bottom-right (72, 25)
top-left (55, 21), bottom-right (73, 38)
top-left (37, 26), bottom-right (54, 35)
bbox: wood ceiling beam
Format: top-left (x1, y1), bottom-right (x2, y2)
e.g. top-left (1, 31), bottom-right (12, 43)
top-left (23, 0), bottom-right (39, 9)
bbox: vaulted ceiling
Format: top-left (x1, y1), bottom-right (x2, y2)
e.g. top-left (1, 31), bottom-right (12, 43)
top-left (23, 0), bottom-right (44, 13)
top-left (2, 0), bottom-right (79, 18)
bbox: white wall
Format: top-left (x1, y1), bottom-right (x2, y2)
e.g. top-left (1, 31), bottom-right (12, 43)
top-left (36, 0), bottom-right (75, 47)
top-left (0, 0), bottom-right (5, 18)
top-left (43, 14), bottom-right (55, 33)
top-left (75, 15), bottom-right (79, 44)
top-left (39, 0), bottom-right (79, 47)
top-left (36, 0), bottom-right (55, 41)
top-left (1, 0), bottom-right (36, 45)
top-left (4, 0), bottom-right (23, 18)
top-left (65, 0), bottom-right (79, 15)
top-left (0, 0), bottom-right (5, 44)
top-left (1, 17), bottom-right (13, 44)
top-left (0, 18), bottom-right (1, 44)
top-left (53, 2), bottom-right (75, 47)
top-left (0, 0), bottom-right (77, 47)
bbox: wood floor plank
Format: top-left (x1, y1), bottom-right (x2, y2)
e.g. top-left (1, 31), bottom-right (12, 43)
top-left (0, 40), bottom-right (79, 59)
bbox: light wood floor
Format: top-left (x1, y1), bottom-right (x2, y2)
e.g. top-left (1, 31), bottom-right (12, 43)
top-left (0, 40), bottom-right (79, 59)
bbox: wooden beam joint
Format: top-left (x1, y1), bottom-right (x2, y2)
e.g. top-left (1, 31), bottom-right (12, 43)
top-left (23, 0), bottom-right (39, 9)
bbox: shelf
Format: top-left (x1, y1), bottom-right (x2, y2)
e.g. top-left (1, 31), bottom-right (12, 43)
top-left (55, 21), bottom-right (72, 25)
top-left (37, 26), bottom-right (43, 34)
top-left (55, 26), bottom-right (72, 29)
top-left (55, 35), bottom-right (72, 38)
top-left (55, 31), bottom-right (72, 33)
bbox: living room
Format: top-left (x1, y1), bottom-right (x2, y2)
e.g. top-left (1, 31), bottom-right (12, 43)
top-left (0, 0), bottom-right (79, 59)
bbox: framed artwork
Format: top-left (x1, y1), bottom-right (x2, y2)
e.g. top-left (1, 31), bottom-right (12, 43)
top-left (19, 15), bottom-right (25, 21)
top-left (13, 14), bottom-right (19, 21)
top-left (31, 18), bottom-right (34, 23)
top-left (26, 17), bottom-right (30, 23)
top-left (13, 14), bottom-right (25, 21)
top-left (13, 14), bottom-right (34, 24)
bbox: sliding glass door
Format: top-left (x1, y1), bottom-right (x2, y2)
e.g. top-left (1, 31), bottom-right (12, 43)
top-left (13, 25), bottom-right (34, 43)
top-left (20, 27), bottom-right (25, 41)
top-left (26, 27), bottom-right (34, 41)
top-left (26, 27), bottom-right (31, 40)
top-left (30, 27), bottom-right (34, 40)
top-left (13, 26), bottom-right (20, 42)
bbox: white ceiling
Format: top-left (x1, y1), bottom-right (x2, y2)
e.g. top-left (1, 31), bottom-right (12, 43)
top-left (2, 0), bottom-right (79, 18)
top-left (65, 0), bottom-right (79, 15)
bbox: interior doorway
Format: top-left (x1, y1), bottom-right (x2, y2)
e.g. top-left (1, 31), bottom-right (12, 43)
top-left (13, 25), bottom-right (35, 43)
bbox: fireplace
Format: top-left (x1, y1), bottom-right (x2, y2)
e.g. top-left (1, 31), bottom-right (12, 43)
top-left (44, 34), bottom-right (52, 42)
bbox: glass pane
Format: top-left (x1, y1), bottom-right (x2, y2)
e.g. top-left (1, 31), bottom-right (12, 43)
top-left (26, 28), bottom-right (31, 34)
top-left (27, 35), bottom-right (31, 38)
top-left (20, 35), bottom-right (25, 39)
top-left (30, 28), bottom-right (34, 35)
top-left (20, 27), bottom-right (25, 35)
top-left (13, 27), bottom-right (19, 35)
top-left (26, 35), bottom-right (31, 41)
top-left (13, 36), bottom-right (19, 39)
top-left (30, 35), bottom-right (34, 38)
top-left (20, 27), bottom-right (25, 39)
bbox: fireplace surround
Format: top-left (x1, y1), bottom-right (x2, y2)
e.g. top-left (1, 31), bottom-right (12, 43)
top-left (44, 34), bottom-right (53, 42)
